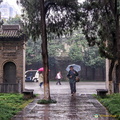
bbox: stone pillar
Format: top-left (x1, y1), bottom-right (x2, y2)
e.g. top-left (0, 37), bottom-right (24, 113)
top-left (106, 59), bottom-right (109, 93)
top-left (22, 41), bottom-right (26, 91)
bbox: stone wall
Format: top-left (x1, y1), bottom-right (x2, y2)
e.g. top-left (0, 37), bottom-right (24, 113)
top-left (0, 39), bottom-right (25, 92)
top-left (49, 58), bottom-right (105, 81)
top-left (26, 57), bottom-right (105, 81)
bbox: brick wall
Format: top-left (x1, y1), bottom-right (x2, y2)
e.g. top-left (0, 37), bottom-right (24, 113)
top-left (0, 39), bottom-right (25, 92)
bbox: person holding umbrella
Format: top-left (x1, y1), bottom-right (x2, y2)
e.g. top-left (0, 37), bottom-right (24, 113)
top-left (38, 67), bottom-right (44, 88)
top-left (38, 71), bottom-right (44, 87)
top-left (66, 64), bottom-right (80, 96)
top-left (38, 67), bottom-right (50, 87)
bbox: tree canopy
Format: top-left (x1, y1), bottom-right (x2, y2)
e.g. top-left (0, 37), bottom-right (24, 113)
top-left (67, 30), bottom-right (105, 67)
top-left (19, 0), bottom-right (81, 40)
top-left (19, 0), bottom-right (119, 61)
top-left (5, 15), bottom-right (21, 25)
top-left (79, 0), bottom-right (119, 60)
top-left (25, 29), bottom-right (105, 68)
top-left (25, 37), bottom-right (64, 66)
top-left (26, 38), bottom-right (42, 65)
top-left (18, 0), bottom-right (107, 68)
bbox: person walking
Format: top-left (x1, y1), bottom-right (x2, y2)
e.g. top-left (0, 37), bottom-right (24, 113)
top-left (56, 71), bottom-right (62, 85)
top-left (67, 66), bottom-right (78, 96)
top-left (38, 71), bottom-right (43, 87)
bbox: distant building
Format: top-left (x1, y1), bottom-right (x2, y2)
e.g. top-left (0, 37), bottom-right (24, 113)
top-left (0, 1), bottom-right (18, 19)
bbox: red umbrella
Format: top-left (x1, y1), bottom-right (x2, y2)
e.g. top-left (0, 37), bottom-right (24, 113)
top-left (38, 67), bottom-right (50, 71)
top-left (38, 67), bottom-right (44, 71)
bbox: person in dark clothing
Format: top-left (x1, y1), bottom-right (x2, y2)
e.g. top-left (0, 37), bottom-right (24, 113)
top-left (67, 66), bottom-right (78, 96)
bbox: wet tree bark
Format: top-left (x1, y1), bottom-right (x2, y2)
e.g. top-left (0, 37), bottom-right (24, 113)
top-left (108, 0), bottom-right (120, 94)
top-left (108, 60), bottom-right (115, 94)
top-left (40, 0), bottom-right (51, 100)
top-left (116, 27), bottom-right (120, 93)
top-left (115, 0), bottom-right (120, 93)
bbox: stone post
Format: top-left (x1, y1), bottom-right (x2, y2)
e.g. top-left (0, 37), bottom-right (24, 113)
top-left (18, 79), bottom-right (21, 93)
top-left (106, 59), bottom-right (109, 92)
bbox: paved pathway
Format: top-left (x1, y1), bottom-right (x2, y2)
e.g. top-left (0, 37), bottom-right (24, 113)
top-left (25, 82), bottom-right (106, 94)
top-left (12, 82), bottom-right (116, 120)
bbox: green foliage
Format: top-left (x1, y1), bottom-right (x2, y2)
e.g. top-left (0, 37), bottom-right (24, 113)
top-left (25, 29), bottom-right (105, 68)
top-left (19, 0), bottom-right (81, 40)
top-left (80, 0), bottom-right (117, 60)
top-left (26, 38), bottom-right (42, 65)
top-left (83, 47), bottom-right (105, 67)
top-left (0, 93), bottom-right (33, 120)
top-left (26, 37), bottom-right (65, 66)
top-left (37, 99), bottom-right (57, 104)
top-left (69, 44), bottom-right (83, 62)
top-left (48, 39), bottom-right (65, 57)
top-left (19, 0), bottom-right (105, 68)
top-left (95, 93), bottom-right (120, 119)
top-left (68, 30), bottom-right (105, 67)
top-left (5, 15), bottom-right (22, 25)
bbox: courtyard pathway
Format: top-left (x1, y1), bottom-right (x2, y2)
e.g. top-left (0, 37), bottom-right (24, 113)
top-left (12, 82), bottom-right (116, 120)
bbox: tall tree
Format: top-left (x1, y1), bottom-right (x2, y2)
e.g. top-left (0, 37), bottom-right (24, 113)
top-left (19, 0), bottom-right (80, 100)
top-left (40, 0), bottom-right (50, 100)
top-left (79, 0), bottom-right (120, 93)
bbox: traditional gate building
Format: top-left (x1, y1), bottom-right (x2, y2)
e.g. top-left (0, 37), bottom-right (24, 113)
top-left (0, 25), bottom-right (26, 93)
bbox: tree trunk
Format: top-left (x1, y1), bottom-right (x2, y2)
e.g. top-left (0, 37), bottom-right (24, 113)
top-left (108, 0), bottom-right (120, 94)
top-left (40, 0), bottom-right (51, 100)
top-left (115, 0), bottom-right (120, 93)
top-left (108, 60), bottom-right (115, 94)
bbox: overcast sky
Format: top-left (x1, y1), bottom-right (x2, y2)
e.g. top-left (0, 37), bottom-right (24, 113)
top-left (3, 0), bottom-right (17, 5)
top-left (78, 0), bottom-right (85, 3)
top-left (4, 0), bottom-right (85, 7)
top-left (3, 0), bottom-right (85, 14)
top-left (4, 0), bottom-right (18, 8)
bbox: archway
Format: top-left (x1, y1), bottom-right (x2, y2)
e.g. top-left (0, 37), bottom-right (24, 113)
top-left (3, 62), bottom-right (16, 83)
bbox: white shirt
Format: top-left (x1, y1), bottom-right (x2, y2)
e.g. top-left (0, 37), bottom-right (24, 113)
top-left (57, 73), bottom-right (61, 79)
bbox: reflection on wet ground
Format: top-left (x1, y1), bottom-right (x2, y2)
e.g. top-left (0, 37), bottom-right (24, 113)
top-left (12, 94), bottom-right (116, 120)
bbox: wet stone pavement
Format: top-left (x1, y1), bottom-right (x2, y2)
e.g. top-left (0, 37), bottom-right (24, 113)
top-left (12, 82), bottom-right (116, 120)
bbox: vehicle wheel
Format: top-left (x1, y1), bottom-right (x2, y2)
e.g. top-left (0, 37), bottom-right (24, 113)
top-left (34, 78), bottom-right (37, 82)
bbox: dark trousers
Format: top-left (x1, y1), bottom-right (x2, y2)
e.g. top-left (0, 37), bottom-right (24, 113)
top-left (39, 82), bottom-right (43, 87)
top-left (69, 81), bottom-right (76, 94)
top-left (56, 79), bottom-right (61, 85)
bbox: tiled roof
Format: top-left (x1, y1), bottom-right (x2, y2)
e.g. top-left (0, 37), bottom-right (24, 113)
top-left (0, 25), bottom-right (23, 38)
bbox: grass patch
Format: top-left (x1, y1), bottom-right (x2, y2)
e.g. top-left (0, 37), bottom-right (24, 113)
top-left (37, 99), bottom-right (57, 104)
top-left (0, 93), bottom-right (33, 120)
top-left (94, 93), bottom-right (120, 120)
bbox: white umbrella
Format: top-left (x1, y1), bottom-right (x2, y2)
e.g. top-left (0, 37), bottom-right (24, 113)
top-left (66, 64), bottom-right (81, 72)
